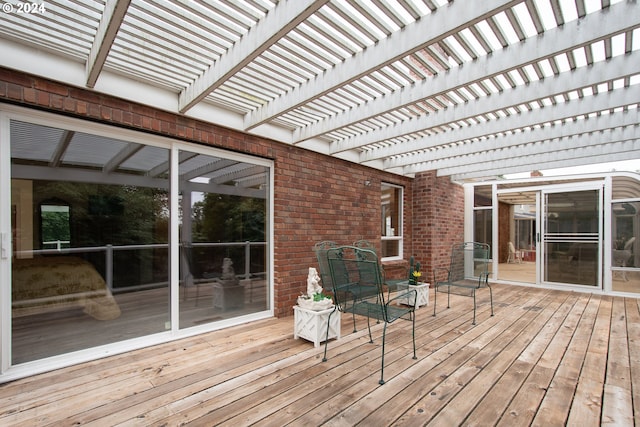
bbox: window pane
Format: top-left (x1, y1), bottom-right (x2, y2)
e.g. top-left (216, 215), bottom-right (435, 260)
top-left (474, 209), bottom-right (492, 246)
top-left (611, 177), bottom-right (640, 293)
top-left (474, 185), bottom-right (492, 207)
top-left (11, 121), bottom-right (170, 364)
top-left (611, 201), bottom-right (639, 292)
top-left (178, 150), bottom-right (269, 328)
top-left (381, 183), bottom-right (402, 258)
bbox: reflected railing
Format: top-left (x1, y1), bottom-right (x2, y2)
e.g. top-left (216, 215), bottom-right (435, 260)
top-left (15, 241), bottom-right (267, 292)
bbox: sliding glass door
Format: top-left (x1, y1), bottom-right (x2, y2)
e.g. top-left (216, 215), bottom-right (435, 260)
top-left (541, 185), bottom-right (602, 288)
top-left (2, 109), bottom-right (272, 377)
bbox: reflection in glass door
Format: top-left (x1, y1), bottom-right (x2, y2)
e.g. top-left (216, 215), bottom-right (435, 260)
top-left (496, 190), bottom-right (538, 285)
top-left (542, 188), bottom-right (601, 287)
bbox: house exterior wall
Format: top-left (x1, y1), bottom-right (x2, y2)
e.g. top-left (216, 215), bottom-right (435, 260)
top-left (412, 170), bottom-right (466, 281)
top-left (0, 68), bottom-right (452, 317)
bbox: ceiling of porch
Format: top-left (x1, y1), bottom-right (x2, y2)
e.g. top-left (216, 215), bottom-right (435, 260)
top-left (0, 0), bottom-right (638, 181)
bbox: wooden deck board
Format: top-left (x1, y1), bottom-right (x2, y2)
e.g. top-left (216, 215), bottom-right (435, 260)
top-left (626, 298), bottom-right (640, 427)
top-left (0, 284), bottom-right (638, 426)
top-left (602, 297), bottom-right (634, 426)
top-left (408, 289), bottom-right (568, 426)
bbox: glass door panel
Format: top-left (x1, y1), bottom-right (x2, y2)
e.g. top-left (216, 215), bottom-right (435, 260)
top-left (10, 120), bottom-right (171, 364)
top-left (177, 149), bottom-right (269, 329)
top-left (496, 190), bottom-right (537, 285)
top-left (542, 188), bottom-right (601, 287)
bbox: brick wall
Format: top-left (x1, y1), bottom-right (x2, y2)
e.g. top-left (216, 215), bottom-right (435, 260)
top-left (0, 68), bottom-right (425, 317)
top-left (411, 170), bottom-right (465, 282)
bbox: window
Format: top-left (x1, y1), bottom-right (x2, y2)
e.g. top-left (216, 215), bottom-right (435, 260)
top-left (611, 176), bottom-right (640, 292)
top-left (381, 183), bottom-right (403, 259)
top-left (39, 199), bottom-right (70, 250)
top-left (473, 185), bottom-right (492, 246)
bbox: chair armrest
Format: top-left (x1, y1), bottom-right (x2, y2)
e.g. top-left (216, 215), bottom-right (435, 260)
top-left (433, 267), bottom-right (450, 283)
top-left (387, 289), bottom-right (418, 307)
top-left (478, 271), bottom-right (490, 286)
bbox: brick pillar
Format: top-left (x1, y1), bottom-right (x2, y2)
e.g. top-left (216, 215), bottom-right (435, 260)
top-left (412, 171), bottom-right (465, 282)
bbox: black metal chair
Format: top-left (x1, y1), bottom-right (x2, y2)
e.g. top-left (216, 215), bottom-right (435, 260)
top-left (322, 245), bottom-right (417, 385)
top-left (433, 242), bottom-right (493, 325)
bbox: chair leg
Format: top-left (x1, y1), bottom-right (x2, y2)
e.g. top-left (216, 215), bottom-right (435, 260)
top-left (432, 284), bottom-right (437, 317)
top-left (489, 285), bottom-right (494, 317)
top-left (379, 322), bottom-right (387, 385)
top-left (447, 285), bottom-right (451, 309)
top-left (472, 289), bottom-right (476, 325)
top-left (322, 310), bottom-right (335, 362)
top-left (366, 314), bottom-right (374, 344)
top-left (352, 310), bottom-right (357, 333)
top-left (411, 313), bottom-right (417, 360)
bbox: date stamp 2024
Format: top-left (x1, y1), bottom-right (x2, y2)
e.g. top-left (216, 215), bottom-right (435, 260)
top-left (1, 2), bottom-right (46, 14)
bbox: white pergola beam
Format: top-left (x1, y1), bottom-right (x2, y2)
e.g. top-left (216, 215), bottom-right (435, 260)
top-left (244, 0), bottom-right (521, 130)
top-left (445, 135), bottom-right (640, 180)
top-left (381, 84), bottom-right (638, 171)
top-left (362, 52), bottom-right (637, 163)
top-left (338, 2), bottom-right (639, 157)
top-left (86, 0), bottom-right (131, 88)
top-left (103, 143), bottom-right (143, 173)
top-left (403, 109), bottom-right (639, 171)
top-left (178, 0), bottom-right (327, 113)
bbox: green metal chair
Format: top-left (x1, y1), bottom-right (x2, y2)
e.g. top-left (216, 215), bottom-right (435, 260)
top-left (322, 245), bottom-right (417, 385)
top-left (433, 242), bottom-right (493, 325)
top-left (352, 239), bottom-right (405, 292)
top-left (313, 241), bottom-right (338, 292)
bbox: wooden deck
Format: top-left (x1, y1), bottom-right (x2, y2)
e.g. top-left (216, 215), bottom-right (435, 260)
top-left (1, 283), bottom-right (638, 426)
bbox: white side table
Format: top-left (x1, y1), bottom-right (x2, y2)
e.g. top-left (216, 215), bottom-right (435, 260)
top-left (396, 282), bottom-right (430, 308)
top-left (293, 306), bottom-right (341, 348)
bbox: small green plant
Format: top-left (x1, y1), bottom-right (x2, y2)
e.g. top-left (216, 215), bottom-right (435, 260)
top-left (408, 256), bottom-right (421, 285)
top-left (312, 292), bottom-right (330, 302)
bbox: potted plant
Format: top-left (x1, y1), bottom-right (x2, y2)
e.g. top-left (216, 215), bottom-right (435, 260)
top-left (408, 256), bottom-right (422, 285)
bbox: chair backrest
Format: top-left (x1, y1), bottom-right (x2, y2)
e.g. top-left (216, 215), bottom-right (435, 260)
top-left (353, 239), bottom-right (377, 253)
top-left (624, 237), bottom-right (636, 250)
top-left (326, 246), bottom-right (383, 309)
top-left (508, 241), bottom-right (516, 254)
top-left (313, 241), bottom-right (338, 289)
top-left (449, 242), bottom-right (490, 284)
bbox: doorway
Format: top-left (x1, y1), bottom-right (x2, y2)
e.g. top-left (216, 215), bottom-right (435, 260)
top-left (497, 189), bottom-right (538, 285)
top-left (497, 183), bottom-right (603, 289)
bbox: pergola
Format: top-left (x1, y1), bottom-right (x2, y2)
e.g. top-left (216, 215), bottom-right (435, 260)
top-left (0, 0), bottom-right (638, 181)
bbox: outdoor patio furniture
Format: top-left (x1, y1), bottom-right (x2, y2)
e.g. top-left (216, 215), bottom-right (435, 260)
top-left (433, 242), bottom-right (493, 325)
top-left (507, 241), bottom-right (523, 263)
top-left (313, 241), bottom-right (338, 291)
top-left (353, 239), bottom-right (405, 292)
top-left (322, 245), bottom-right (417, 385)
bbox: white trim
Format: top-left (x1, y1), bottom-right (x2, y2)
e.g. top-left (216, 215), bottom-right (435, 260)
top-left (603, 175), bottom-right (613, 292)
top-left (0, 112), bottom-right (11, 374)
top-left (381, 182), bottom-right (403, 261)
top-left (170, 146), bottom-right (180, 331)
